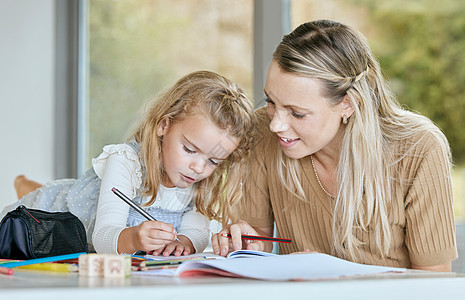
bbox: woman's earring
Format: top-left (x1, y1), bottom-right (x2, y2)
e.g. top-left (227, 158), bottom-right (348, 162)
top-left (342, 115), bottom-right (348, 125)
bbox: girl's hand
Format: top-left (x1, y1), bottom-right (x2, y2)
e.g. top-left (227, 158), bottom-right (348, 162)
top-left (211, 220), bottom-right (271, 256)
top-left (118, 220), bottom-right (177, 254)
top-left (148, 235), bottom-right (194, 257)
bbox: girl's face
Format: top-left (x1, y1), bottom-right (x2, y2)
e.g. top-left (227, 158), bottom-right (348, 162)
top-left (264, 61), bottom-right (348, 159)
top-left (157, 112), bottom-right (239, 188)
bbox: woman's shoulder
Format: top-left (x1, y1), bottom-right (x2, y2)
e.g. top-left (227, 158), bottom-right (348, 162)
top-left (390, 123), bottom-right (450, 167)
top-left (396, 126), bottom-right (448, 152)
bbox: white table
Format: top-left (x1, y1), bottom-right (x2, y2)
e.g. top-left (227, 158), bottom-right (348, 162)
top-left (1, 269), bottom-right (465, 300)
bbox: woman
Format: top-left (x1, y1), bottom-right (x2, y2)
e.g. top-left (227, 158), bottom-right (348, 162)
top-left (212, 20), bottom-right (457, 272)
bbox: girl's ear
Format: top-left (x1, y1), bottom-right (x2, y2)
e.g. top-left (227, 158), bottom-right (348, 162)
top-left (157, 118), bottom-right (170, 137)
top-left (341, 94), bottom-right (357, 118)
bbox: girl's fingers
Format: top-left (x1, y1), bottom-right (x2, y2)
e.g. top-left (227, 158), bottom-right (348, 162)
top-left (162, 243), bottom-right (177, 256)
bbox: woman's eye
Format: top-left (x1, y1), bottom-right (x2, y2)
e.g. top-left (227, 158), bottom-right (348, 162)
top-left (264, 98), bottom-right (274, 105)
top-left (183, 146), bottom-right (195, 154)
top-left (291, 111), bottom-right (306, 119)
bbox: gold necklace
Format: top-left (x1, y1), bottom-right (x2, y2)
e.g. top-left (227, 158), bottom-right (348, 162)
top-left (310, 155), bottom-right (336, 199)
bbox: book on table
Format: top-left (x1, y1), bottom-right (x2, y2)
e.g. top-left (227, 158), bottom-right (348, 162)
top-left (133, 250), bottom-right (406, 281)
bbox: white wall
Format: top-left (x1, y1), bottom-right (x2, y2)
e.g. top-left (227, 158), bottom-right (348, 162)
top-left (0, 0), bottom-right (55, 210)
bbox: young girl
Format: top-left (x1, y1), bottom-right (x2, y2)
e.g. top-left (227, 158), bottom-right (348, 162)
top-left (3, 70), bottom-right (255, 256)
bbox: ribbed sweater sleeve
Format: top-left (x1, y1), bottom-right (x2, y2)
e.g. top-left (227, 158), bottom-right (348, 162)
top-left (404, 133), bottom-right (457, 266)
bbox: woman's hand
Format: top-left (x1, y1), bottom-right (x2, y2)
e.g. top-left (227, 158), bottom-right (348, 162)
top-left (148, 235), bottom-right (194, 257)
top-left (211, 220), bottom-right (274, 256)
top-left (117, 220), bottom-right (177, 254)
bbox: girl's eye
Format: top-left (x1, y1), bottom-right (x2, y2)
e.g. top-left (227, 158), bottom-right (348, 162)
top-left (183, 146), bottom-right (195, 154)
top-left (208, 159), bottom-right (220, 166)
top-left (291, 111), bottom-right (306, 119)
top-left (264, 98), bottom-right (274, 105)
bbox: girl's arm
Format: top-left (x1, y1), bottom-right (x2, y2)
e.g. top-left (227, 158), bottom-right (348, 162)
top-left (92, 144), bottom-right (176, 254)
top-left (176, 206), bottom-right (210, 253)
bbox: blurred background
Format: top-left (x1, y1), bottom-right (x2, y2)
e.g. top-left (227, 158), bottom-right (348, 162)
top-left (1, 0), bottom-right (464, 270)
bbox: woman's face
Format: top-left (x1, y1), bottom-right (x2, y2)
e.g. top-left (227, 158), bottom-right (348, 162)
top-left (264, 61), bottom-right (346, 159)
top-left (157, 111), bottom-right (239, 188)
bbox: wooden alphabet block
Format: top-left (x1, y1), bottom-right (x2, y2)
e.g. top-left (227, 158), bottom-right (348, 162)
top-left (103, 255), bottom-right (132, 278)
top-left (78, 254), bottom-right (104, 277)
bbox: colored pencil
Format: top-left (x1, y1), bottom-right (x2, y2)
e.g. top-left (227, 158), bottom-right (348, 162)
top-left (16, 262), bottom-right (78, 273)
top-left (0, 252), bottom-right (86, 268)
top-left (139, 256), bottom-right (207, 267)
top-left (0, 266), bottom-right (14, 275)
top-left (220, 233), bottom-right (292, 243)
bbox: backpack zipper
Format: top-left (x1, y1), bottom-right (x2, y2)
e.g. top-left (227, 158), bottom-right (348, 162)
top-left (19, 206), bottom-right (40, 224)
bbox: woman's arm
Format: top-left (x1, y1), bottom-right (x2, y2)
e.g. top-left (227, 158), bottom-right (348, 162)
top-left (403, 133), bottom-right (457, 269)
top-left (411, 262), bottom-right (451, 272)
top-left (211, 220), bottom-right (274, 256)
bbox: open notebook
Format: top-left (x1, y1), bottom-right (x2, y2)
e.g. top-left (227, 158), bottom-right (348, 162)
top-left (134, 250), bottom-right (405, 281)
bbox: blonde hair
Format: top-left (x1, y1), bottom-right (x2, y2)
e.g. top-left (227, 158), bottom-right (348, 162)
top-left (272, 20), bottom-right (451, 260)
top-left (132, 71), bottom-right (255, 225)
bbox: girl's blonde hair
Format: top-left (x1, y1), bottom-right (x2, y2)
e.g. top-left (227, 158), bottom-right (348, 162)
top-left (133, 71), bottom-right (255, 225)
top-left (272, 20), bottom-right (451, 260)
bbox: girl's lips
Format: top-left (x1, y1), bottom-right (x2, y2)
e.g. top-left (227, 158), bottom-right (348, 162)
top-left (181, 174), bottom-right (196, 184)
top-left (278, 136), bottom-right (299, 148)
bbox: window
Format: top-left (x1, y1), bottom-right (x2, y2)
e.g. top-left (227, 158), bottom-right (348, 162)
top-left (83, 0), bottom-right (253, 169)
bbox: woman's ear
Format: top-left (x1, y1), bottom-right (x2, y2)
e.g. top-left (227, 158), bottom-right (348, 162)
top-left (341, 94), bottom-right (357, 118)
top-left (156, 118), bottom-right (170, 137)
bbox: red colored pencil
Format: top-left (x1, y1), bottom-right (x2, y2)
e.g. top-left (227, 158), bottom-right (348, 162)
top-left (0, 266), bottom-right (14, 275)
top-left (220, 233), bottom-right (291, 243)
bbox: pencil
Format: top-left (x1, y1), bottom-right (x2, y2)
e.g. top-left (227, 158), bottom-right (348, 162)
top-left (220, 233), bottom-right (292, 244)
top-left (16, 263), bottom-right (78, 273)
top-left (0, 252), bottom-right (86, 268)
top-left (112, 187), bottom-right (181, 242)
top-left (0, 266), bottom-right (14, 275)
top-left (112, 187), bottom-right (157, 221)
top-left (139, 256), bottom-right (208, 267)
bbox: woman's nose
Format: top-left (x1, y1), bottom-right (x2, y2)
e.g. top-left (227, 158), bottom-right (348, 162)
top-left (269, 109), bottom-right (290, 133)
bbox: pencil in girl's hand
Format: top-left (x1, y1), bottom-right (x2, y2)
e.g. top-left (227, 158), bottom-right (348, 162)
top-left (220, 233), bottom-right (291, 244)
top-left (112, 187), bottom-right (181, 242)
top-left (111, 187), bottom-right (157, 221)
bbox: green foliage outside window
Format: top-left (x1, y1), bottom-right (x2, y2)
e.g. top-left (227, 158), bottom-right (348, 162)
top-left (356, 0), bottom-right (465, 165)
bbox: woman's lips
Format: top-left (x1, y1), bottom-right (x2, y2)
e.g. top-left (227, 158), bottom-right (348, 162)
top-left (278, 136), bottom-right (299, 148)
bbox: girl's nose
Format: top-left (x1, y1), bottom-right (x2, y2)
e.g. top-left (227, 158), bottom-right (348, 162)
top-left (269, 109), bottom-right (290, 133)
top-left (190, 158), bottom-right (206, 174)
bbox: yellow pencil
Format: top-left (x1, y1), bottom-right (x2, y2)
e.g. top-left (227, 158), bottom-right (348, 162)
top-left (15, 262), bottom-right (78, 273)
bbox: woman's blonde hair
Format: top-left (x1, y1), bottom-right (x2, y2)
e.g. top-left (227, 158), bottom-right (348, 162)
top-left (132, 70), bottom-right (255, 224)
top-left (272, 20), bottom-right (451, 260)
